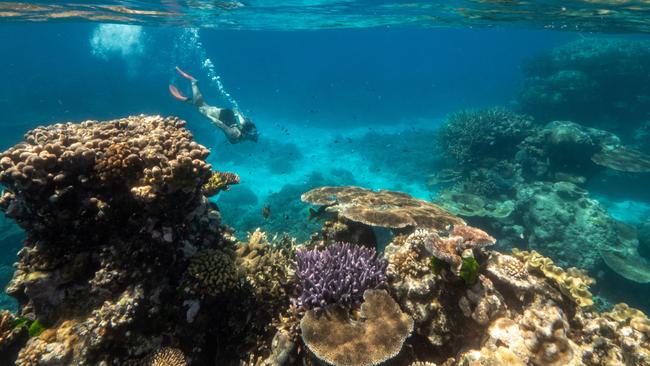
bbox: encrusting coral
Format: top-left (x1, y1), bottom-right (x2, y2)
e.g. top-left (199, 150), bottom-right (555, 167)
top-left (300, 289), bottom-right (413, 366)
top-left (512, 249), bottom-right (594, 308)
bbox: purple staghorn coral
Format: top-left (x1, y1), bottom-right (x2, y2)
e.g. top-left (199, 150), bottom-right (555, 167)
top-left (294, 242), bottom-right (388, 310)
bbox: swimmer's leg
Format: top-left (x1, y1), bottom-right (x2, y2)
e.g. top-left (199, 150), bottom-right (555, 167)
top-left (169, 84), bottom-right (189, 102)
top-left (175, 66), bottom-right (196, 82)
top-left (190, 80), bottom-right (205, 107)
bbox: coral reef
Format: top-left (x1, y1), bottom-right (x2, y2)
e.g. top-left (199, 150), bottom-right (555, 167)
top-left (294, 242), bottom-right (387, 310)
top-left (1, 111), bottom-right (649, 366)
top-left (437, 107), bottom-right (534, 169)
top-left (301, 186), bottom-right (465, 231)
top-left (0, 115), bottom-right (253, 364)
top-left (519, 38), bottom-right (650, 133)
top-left (300, 289), bottom-right (413, 366)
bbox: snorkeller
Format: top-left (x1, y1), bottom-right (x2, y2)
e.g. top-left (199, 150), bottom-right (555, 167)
top-left (169, 67), bottom-right (259, 144)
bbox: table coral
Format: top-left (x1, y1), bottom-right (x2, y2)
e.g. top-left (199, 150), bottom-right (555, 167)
top-left (300, 289), bottom-right (413, 366)
top-left (301, 186), bottom-right (465, 231)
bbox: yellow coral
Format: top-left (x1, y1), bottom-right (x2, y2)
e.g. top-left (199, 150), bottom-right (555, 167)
top-left (146, 347), bottom-right (187, 366)
top-left (202, 171), bottom-right (240, 196)
top-left (512, 249), bottom-right (594, 308)
top-left (605, 303), bottom-right (650, 337)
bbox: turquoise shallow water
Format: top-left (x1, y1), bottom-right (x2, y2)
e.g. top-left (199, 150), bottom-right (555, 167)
top-left (1, 2), bottom-right (650, 365)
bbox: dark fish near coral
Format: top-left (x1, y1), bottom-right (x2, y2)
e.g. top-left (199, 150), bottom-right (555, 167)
top-left (308, 206), bottom-right (331, 221)
top-left (262, 204), bottom-right (271, 219)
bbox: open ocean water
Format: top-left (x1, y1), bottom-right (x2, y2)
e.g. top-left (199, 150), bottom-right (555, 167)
top-left (1, 1), bottom-right (650, 365)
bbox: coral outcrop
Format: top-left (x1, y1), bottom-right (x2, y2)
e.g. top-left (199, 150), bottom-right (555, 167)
top-left (515, 181), bottom-right (617, 271)
top-left (0, 115), bottom-right (247, 364)
top-left (300, 289), bottom-right (413, 366)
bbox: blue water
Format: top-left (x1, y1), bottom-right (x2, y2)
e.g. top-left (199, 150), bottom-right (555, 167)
top-left (2, 1), bottom-right (650, 320)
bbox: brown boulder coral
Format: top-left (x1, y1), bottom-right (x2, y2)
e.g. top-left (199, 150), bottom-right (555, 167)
top-left (0, 115), bottom-right (234, 364)
top-left (486, 252), bottom-right (539, 291)
top-left (301, 186), bottom-right (465, 231)
top-left (187, 248), bottom-right (240, 297)
top-left (300, 289), bottom-right (413, 366)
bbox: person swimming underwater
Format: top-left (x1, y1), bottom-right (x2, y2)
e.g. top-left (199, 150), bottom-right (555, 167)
top-left (169, 67), bottom-right (259, 143)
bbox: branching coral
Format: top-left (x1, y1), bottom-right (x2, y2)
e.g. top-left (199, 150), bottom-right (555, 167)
top-left (438, 107), bottom-right (534, 168)
top-left (146, 347), bottom-right (187, 366)
top-left (294, 242), bottom-right (387, 310)
top-left (300, 289), bottom-right (413, 366)
top-left (187, 248), bottom-right (239, 297)
top-left (512, 249), bottom-right (594, 308)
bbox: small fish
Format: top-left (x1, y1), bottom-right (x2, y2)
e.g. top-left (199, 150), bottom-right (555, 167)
top-left (262, 205), bottom-right (271, 219)
top-left (308, 206), bottom-right (329, 221)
